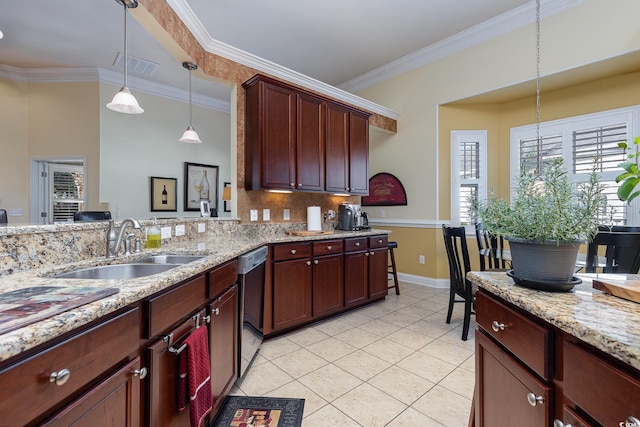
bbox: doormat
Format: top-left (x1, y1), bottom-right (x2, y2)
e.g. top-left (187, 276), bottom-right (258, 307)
top-left (211, 396), bottom-right (305, 427)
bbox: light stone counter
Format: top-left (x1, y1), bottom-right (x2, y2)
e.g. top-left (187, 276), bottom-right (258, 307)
top-left (0, 225), bottom-right (388, 363)
top-left (468, 271), bottom-right (640, 371)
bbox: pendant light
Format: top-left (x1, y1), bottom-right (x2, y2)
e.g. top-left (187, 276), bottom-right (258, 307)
top-left (179, 62), bottom-right (203, 143)
top-left (107, 0), bottom-right (144, 114)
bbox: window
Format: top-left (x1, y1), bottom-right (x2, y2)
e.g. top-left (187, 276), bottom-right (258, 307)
top-left (511, 106), bottom-right (640, 225)
top-left (451, 130), bottom-right (487, 227)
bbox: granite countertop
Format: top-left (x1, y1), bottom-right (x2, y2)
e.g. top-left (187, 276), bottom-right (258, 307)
top-left (468, 271), bottom-right (640, 371)
top-left (0, 228), bottom-right (388, 363)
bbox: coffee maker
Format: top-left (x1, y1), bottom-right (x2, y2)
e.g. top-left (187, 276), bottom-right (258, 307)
top-left (337, 203), bottom-right (369, 231)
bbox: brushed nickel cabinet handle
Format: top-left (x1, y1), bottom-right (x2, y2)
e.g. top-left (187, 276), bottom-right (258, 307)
top-left (290, 249), bottom-right (297, 255)
top-left (378, 239), bottom-right (383, 244)
top-left (50, 368), bottom-right (71, 386)
top-left (314, 260), bottom-right (319, 264)
top-left (306, 261), bottom-right (311, 265)
top-left (297, 183), bottom-right (302, 187)
top-left (370, 251), bottom-right (375, 256)
top-left (213, 308), bottom-right (220, 315)
top-left (290, 182), bottom-right (295, 187)
top-left (491, 321), bottom-right (505, 332)
top-left (365, 252), bottom-right (369, 256)
top-left (553, 420), bottom-right (572, 427)
top-left (133, 367), bottom-right (148, 379)
top-left (527, 392), bottom-right (544, 406)
top-left (355, 242), bottom-right (360, 246)
top-left (327, 245), bottom-right (332, 250)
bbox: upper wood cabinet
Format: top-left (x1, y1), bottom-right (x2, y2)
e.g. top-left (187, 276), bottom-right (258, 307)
top-left (243, 74), bottom-right (370, 194)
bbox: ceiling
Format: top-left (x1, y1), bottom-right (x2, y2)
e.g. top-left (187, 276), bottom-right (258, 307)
top-left (0, 0), bottom-right (553, 106)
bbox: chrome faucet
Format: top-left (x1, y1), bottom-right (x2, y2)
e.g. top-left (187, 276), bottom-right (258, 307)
top-left (106, 218), bottom-right (141, 258)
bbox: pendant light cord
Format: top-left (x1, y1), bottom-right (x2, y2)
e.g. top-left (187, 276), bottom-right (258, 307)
top-left (123, 2), bottom-right (128, 88)
top-left (535, 0), bottom-right (541, 171)
top-left (188, 69), bottom-right (193, 126)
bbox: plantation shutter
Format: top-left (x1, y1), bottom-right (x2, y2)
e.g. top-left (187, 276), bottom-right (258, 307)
top-left (459, 140), bottom-right (480, 225)
top-left (51, 166), bottom-right (84, 222)
top-left (519, 134), bottom-right (563, 174)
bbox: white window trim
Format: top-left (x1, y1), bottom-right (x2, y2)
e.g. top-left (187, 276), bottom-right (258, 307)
top-left (451, 130), bottom-right (487, 232)
top-left (510, 105), bottom-right (640, 225)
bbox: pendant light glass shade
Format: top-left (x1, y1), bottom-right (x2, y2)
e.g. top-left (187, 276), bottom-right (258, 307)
top-left (107, 0), bottom-right (143, 114)
top-left (179, 62), bottom-right (202, 143)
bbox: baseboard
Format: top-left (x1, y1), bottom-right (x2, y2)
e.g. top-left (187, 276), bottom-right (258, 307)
top-left (397, 272), bottom-right (449, 289)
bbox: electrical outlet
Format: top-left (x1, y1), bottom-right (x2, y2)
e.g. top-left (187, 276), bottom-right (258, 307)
top-left (419, 255), bottom-right (425, 264)
top-left (283, 209), bottom-right (290, 221)
top-left (263, 209), bottom-right (270, 221)
top-left (8, 209), bottom-right (22, 216)
top-left (197, 223), bottom-right (206, 233)
top-left (250, 210), bottom-right (258, 221)
top-left (380, 210), bottom-right (385, 218)
top-left (175, 224), bottom-right (185, 236)
top-left (161, 227), bottom-right (172, 239)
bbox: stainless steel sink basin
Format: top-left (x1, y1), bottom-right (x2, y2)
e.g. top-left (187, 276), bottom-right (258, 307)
top-left (51, 263), bottom-right (178, 280)
top-left (137, 255), bottom-right (204, 264)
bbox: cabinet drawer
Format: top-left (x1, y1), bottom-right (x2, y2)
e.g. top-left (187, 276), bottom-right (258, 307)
top-left (145, 275), bottom-right (207, 338)
top-left (563, 340), bottom-right (640, 426)
top-left (273, 242), bottom-right (312, 261)
top-left (0, 307), bottom-right (139, 426)
top-left (209, 259), bottom-right (238, 299)
top-left (476, 291), bottom-right (552, 380)
top-left (344, 237), bottom-right (368, 252)
top-left (369, 235), bottom-right (388, 249)
top-left (313, 239), bottom-right (343, 256)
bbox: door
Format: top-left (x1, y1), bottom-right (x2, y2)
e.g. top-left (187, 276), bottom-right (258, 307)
top-left (272, 258), bottom-right (313, 331)
top-left (296, 93), bottom-right (324, 191)
top-left (324, 102), bottom-right (350, 193)
top-left (344, 250), bottom-right (369, 308)
top-left (368, 247), bottom-right (389, 300)
top-left (313, 253), bottom-right (344, 317)
top-left (209, 285), bottom-right (238, 416)
top-left (348, 112), bottom-right (369, 195)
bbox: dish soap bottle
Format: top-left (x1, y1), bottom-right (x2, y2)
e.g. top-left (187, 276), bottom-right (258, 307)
top-left (147, 217), bottom-right (161, 249)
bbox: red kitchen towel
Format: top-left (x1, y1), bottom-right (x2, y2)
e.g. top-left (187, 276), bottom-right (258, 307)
top-left (177, 326), bottom-right (213, 427)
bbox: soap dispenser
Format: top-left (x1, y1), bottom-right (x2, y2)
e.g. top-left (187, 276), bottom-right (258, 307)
top-left (146, 217), bottom-right (161, 249)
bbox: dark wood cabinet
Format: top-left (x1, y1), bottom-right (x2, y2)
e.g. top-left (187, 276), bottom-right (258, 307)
top-left (312, 239), bottom-right (345, 318)
top-left (244, 74), bottom-right (370, 194)
top-left (272, 256), bottom-right (313, 331)
top-left (209, 285), bottom-right (238, 415)
top-left (368, 236), bottom-right (389, 300)
top-left (42, 357), bottom-right (142, 427)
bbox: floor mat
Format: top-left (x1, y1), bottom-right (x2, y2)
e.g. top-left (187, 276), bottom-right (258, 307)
top-left (211, 396), bottom-right (305, 427)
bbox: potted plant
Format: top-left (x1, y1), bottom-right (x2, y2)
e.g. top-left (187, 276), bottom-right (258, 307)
top-left (616, 136), bottom-right (640, 203)
top-left (471, 157), bottom-right (605, 291)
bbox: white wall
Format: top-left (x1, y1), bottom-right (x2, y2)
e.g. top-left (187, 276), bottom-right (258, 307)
top-left (99, 82), bottom-right (232, 220)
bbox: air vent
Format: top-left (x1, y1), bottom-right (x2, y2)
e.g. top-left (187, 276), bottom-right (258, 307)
top-left (113, 52), bottom-right (159, 76)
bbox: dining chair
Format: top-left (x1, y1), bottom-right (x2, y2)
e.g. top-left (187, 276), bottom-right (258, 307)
top-left (442, 225), bottom-right (475, 341)
top-left (475, 222), bottom-right (508, 271)
top-left (585, 231), bottom-right (640, 274)
top-left (73, 211), bottom-right (112, 222)
top-left (0, 209), bottom-right (7, 225)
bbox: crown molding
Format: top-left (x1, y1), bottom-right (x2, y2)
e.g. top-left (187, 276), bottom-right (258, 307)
top-left (339, 0), bottom-right (588, 92)
top-left (0, 64), bottom-right (230, 112)
top-left (167, 0), bottom-right (400, 120)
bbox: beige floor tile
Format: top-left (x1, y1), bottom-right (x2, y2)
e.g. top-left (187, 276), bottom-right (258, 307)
top-left (334, 349), bottom-right (392, 381)
top-left (284, 327), bottom-right (330, 347)
top-left (311, 317), bottom-right (354, 336)
top-left (438, 326), bottom-right (476, 351)
top-left (398, 304), bottom-right (440, 320)
top-left (298, 364), bottom-right (362, 402)
top-left (361, 338), bottom-right (414, 364)
top-left (259, 336), bottom-right (300, 360)
top-left (334, 326), bottom-right (381, 348)
top-left (355, 302), bottom-right (394, 318)
top-left (357, 317), bottom-right (403, 337)
top-left (301, 404), bottom-right (361, 426)
top-left (411, 385), bottom-right (472, 427)
top-left (271, 347), bottom-right (328, 378)
top-left (386, 407), bottom-right (446, 427)
top-left (236, 361), bottom-right (294, 396)
top-left (368, 365), bottom-right (435, 405)
top-left (385, 328), bottom-right (435, 350)
top-left (264, 379), bottom-right (328, 418)
top-left (439, 366), bottom-right (476, 399)
top-left (305, 336), bottom-right (358, 362)
top-left (338, 310), bottom-right (375, 326)
top-left (333, 383), bottom-right (407, 426)
top-left (379, 310), bottom-right (423, 327)
top-left (460, 354), bottom-right (475, 372)
top-left (397, 351), bottom-right (457, 383)
top-left (405, 319), bottom-right (458, 339)
top-left (412, 299), bottom-right (449, 312)
top-left (419, 339), bottom-right (475, 365)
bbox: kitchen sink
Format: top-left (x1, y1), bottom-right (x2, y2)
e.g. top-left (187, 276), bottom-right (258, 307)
top-left (50, 263), bottom-right (178, 280)
top-left (137, 255), bottom-right (204, 264)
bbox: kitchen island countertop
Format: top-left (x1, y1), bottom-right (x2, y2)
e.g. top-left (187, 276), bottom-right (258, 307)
top-left (468, 271), bottom-right (640, 371)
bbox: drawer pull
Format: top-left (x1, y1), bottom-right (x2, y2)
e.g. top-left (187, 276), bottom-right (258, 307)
top-left (49, 369), bottom-right (71, 386)
top-left (553, 421), bottom-right (572, 427)
top-left (213, 308), bottom-right (220, 315)
top-left (355, 242), bottom-right (360, 247)
top-left (370, 251), bottom-right (375, 256)
top-left (291, 249), bottom-right (297, 255)
top-left (526, 392), bottom-right (544, 406)
top-left (327, 245), bottom-right (332, 250)
top-left (491, 321), bottom-right (505, 332)
top-left (378, 239), bottom-right (383, 243)
top-left (365, 252), bottom-right (370, 256)
top-left (314, 260), bottom-right (319, 264)
top-left (306, 261), bottom-right (311, 265)
top-left (290, 182), bottom-right (295, 187)
top-left (133, 367), bottom-right (148, 379)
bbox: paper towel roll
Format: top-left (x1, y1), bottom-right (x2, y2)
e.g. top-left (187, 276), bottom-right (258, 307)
top-left (307, 206), bottom-right (322, 231)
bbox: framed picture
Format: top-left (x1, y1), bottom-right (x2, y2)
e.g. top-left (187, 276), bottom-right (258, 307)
top-left (184, 162), bottom-right (219, 211)
top-left (223, 182), bottom-right (231, 212)
top-left (150, 177), bottom-right (177, 212)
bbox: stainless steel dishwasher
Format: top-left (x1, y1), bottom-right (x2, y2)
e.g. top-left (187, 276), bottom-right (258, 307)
top-left (237, 245), bottom-right (268, 380)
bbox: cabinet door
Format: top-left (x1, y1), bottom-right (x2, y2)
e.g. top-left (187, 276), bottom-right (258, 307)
top-left (348, 112), bottom-right (369, 195)
top-left (261, 82), bottom-right (297, 190)
top-left (368, 247), bottom-right (389, 300)
top-left (313, 254), bottom-right (344, 317)
top-left (476, 331), bottom-right (552, 427)
top-left (324, 102), bottom-right (350, 193)
top-left (296, 93), bottom-right (324, 191)
top-left (210, 285), bottom-right (239, 416)
top-left (42, 357), bottom-right (142, 427)
top-left (344, 250), bottom-right (369, 308)
top-left (273, 258), bottom-right (313, 331)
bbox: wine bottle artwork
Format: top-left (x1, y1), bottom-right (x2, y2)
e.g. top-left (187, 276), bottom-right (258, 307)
top-left (161, 185), bottom-right (167, 204)
top-left (200, 170), bottom-right (210, 201)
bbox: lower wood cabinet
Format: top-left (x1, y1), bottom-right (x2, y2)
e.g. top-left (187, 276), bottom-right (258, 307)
top-left (273, 257), bottom-right (313, 331)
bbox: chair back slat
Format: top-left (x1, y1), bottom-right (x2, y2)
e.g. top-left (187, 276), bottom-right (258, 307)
top-left (475, 223), bottom-right (507, 270)
top-left (443, 225), bottom-right (472, 298)
top-left (585, 231), bottom-right (640, 274)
